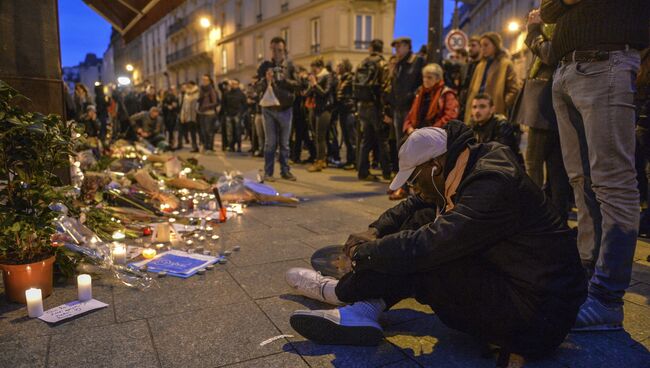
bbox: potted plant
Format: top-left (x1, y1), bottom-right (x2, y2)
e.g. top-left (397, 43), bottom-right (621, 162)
top-left (0, 80), bottom-right (76, 303)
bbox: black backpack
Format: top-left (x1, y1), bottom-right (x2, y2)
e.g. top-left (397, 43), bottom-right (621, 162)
top-left (353, 57), bottom-right (382, 102)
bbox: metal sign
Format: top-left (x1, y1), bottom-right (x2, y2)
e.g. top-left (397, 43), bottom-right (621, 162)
top-left (445, 29), bottom-right (469, 52)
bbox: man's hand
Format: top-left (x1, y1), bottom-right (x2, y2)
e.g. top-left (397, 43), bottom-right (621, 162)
top-left (265, 69), bottom-right (274, 84)
top-left (383, 115), bottom-right (393, 124)
top-left (527, 9), bottom-right (542, 27)
top-left (308, 74), bottom-right (317, 87)
top-left (343, 228), bottom-right (379, 258)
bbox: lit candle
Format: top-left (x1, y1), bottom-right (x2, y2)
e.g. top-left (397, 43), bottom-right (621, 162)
top-left (77, 274), bottom-right (92, 302)
top-left (206, 226), bottom-right (213, 231)
top-left (142, 248), bottom-right (157, 259)
top-left (112, 231), bottom-right (126, 242)
top-left (112, 243), bottom-right (127, 264)
top-left (155, 243), bottom-right (165, 249)
top-left (25, 288), bottom-right (43, 318)
top-left (155, 223), bottom-right (171, 242)
top-left (168, 218), bottom-right (176, 223)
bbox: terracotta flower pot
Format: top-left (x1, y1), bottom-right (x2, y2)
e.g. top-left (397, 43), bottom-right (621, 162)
top-left (0, 256), bottom-right (55, 304)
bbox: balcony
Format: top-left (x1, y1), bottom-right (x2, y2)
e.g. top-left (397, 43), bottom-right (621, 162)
top-left (166, 40), bottom-right (210, 67)
top-left (167, 18), bottom-right (188, 38)
top-left (354, 40), bottom-right (371, 50)
top-left (310, 43), bottom-right (320, 54)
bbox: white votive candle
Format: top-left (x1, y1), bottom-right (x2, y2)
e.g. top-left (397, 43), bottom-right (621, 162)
top-left (25, 288), bottom-right (43, 318)
top-left (112, 244), bottom-right (127, 264)
top-left (77, 274), bottom-right (92, 301)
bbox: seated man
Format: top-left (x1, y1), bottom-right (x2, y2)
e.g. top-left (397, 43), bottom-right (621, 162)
top-left (285, 121), bottom-right (586, 361)
top-left (129, 107), bottom-right (169, 151)
top-left (470, 93), bottom-right (523, 164)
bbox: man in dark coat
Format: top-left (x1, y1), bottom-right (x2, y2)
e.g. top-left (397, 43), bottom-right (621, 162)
top-left (470, 93), bottom-right (523, 164)
top-left (285, 121), bottom-right (586, 363)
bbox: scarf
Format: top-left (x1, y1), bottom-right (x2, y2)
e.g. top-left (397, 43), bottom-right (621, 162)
top-left (444, 148), bottom-right (470, 212)
top-left (404, 80), bottom-right (446, 130)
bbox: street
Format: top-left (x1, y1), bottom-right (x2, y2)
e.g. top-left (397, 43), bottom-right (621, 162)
top-left (1, 142), bottom-right (649, 368)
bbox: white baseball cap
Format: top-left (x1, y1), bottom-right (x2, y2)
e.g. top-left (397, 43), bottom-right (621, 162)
top-left (389, 127), bottom-right (448, 191)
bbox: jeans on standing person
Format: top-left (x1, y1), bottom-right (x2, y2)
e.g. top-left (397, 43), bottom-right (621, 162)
top-left (339, 108), bottom-right (357, 165)
top-left (198, 114), bottom-right (216, 151)
top-left (310, 109), bottom-right (332, 162)
top-left (357, 103), bottom-right (391, 179)
top-left (552, 50), bottom-right (641, 307)
top-left (226, 115), bottom-right (242, 151)
top-left (262, 107), bottom-right (293, 177)
top-left (252, 113), bottom-right (265, 154)
top-left (526, 127), bottom-right (571, 223)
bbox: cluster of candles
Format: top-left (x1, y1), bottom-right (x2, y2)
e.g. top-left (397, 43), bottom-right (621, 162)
top-left (25, 274), bottom-right (93, 318)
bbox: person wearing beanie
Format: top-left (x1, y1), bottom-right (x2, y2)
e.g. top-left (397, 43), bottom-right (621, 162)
top-left (463, 32), bottom-right (520, 122)
top-left (285, 121), bottom-right (586, 365)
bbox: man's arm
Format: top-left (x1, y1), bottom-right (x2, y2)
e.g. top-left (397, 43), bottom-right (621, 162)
top-left (369, 195), bottom-right (430, 237)
top-left (129, 111), bottom-right (145, 125)
top-left (354, 173), bottom-right (518, 274)
top-left (504, 61), bottom-right (521, 111)
top-left (540, 0), bottom-right (579, 24)
top-left (525, 23), bottom-right (555, 66)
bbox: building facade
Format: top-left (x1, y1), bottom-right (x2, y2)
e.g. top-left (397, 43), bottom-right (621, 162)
top-left (129, 0), bottom-right (395, 87)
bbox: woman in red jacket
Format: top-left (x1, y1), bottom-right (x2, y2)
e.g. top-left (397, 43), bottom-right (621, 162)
top-left (403, 63), bottom-right (459, 136)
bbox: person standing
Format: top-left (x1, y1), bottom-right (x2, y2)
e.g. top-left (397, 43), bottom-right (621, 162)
top-left (162, 86), bottom-right (180, 147)
top-left (336, 59), bottom-right (357, 170)
top-left (458, 36), bottom-right (481, 118)
top-left (511, 9), bottom-right (570, 223)
top-left (222, 79), bottom-right (248, 152)
top-left (178, 81), bottom-right (200, 152)
top-left (306, 58), bottom-right (335, 172)
top-left (140, 85), bottom-right (158, 112)
top-left (197, 74), bottom-right (219, 153)
top-left (256, 36), bottom-right (299, 182)
top-left (354, 39), bottom-right (392, 181)
top-left (74, 83), bottom-right (90, 121)
top-left (541, 0), bottom-right (650, 331)
top-left (463, 32), bottom-right (520, 123)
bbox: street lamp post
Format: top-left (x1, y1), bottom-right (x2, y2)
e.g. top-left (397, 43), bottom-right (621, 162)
top-left (427, 0), bottom-right (444, 63)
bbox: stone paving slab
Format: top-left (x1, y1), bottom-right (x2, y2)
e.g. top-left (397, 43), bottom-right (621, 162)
top-left (47, 320), bottom-right (159, 368)
top-left (228, 259), bottom-right (311, 300)
top-left (220, 351), bottom-right (309, 367)
top-left (148, 301), bottom-right (283, 368)
top-left (0, 336), bottom-right (49, 368)
top-left (113, 268), bottom-right (248, 323)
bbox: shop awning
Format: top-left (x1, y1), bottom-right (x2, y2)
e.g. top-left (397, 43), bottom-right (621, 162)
top-left (83, 0), bottom-right (184, 43)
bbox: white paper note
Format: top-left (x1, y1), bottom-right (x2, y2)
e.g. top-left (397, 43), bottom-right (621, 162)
top-left (38, 299), bottom-right (109, 324)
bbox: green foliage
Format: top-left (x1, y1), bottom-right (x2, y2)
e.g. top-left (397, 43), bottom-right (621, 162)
top-left (0, 80), bottom-right (77, 265)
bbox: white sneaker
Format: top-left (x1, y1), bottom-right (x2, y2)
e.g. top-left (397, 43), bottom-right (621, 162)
top-left (285, 267), bottom-right (343, 305)
top-left (290, 300), bottom-right (385, 346)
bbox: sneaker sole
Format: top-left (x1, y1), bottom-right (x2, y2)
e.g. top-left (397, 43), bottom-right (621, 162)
top-left (290, 312), bottom-right (383, 346)
top-left (571, 323), bottom-right (623, 332)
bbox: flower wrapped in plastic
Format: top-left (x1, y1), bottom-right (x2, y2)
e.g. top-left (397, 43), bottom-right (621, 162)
top-left (217, 171), bottom-right (299, 206)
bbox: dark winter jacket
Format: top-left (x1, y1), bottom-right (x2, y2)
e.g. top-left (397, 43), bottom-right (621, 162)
top-left (140, 94), bottom-right (158, 112)
top-left (389, 51), bottom-right (426, 112)
top-left (306, 69), bottom-right (335, 114)
top-left (256, 58), bottom-right (300, 110)
top-left (222, 88), bottom-right (248, 117)
top-left (198, 85), bottom-right (219, 115)
top-left (354, 122), bottom-right (586, 306)
top-left (472, 114), bottom-right (522, 159)
top-left (336, 72), bottom-right (355, 112)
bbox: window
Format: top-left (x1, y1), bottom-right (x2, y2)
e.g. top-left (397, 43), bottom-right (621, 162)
top-left (281, 1), bottom-right (289, 12)
top-left (221, 48), bottom-right (228, 74)
top-left (280, 27), bottom-right (290, 50)
top-left (256, 35), bottom-right (264, 61)
top-left (355, 15), bottom-right (372, 49)
top-left (236, 1), bottom-right (243, 30)
top-left (310, 17), bottom-right (320, 54)
top-left (256, 0), bottom-right (263, 22)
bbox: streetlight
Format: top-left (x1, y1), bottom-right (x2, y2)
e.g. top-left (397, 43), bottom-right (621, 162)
top-left (199, 17), bottom-right (210, 28)
top-left (117, 76), bottom-right (131, 86)
top-left (126, 64), bottom-right (134, 72)
top-left (507, 21), bottom-right (520, 33)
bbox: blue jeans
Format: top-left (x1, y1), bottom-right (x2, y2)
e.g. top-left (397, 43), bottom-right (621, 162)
top-left (552, 49), bottom-right (640, 306)
top-left (262, 107), bottom-right (292, 176)
top-left (339, 109), bottom-right (357, 165)
top-left (198, 114), bottom-right (217, 150)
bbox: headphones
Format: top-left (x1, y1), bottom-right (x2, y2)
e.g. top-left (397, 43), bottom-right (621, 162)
top-left (430, 161), bottom-right (447, 214)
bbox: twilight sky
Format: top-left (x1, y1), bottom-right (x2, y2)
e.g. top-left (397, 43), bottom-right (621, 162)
top-left (58, 0), bottom-right (456, 67)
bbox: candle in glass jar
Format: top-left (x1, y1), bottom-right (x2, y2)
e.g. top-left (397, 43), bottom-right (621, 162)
top-left (25, 288), bottom-right (43, 318)
top-left (112, 244), bottom-right (127, 264)
top-left (142, 248), bottom-right (157, 259)
top-left (77, 274), bottom-right (92, 301)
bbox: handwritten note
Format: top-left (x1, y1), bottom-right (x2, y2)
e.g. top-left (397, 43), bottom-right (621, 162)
top-left (38, 299), bottom-right (108, 324)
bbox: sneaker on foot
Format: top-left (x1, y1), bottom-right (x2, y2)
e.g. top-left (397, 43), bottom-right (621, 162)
top-left (281, 172), bottom-right (297, 181)
top-left (572, 296), bottom-right (623, 332)
top-left (262, 175), bottom-right (276, 183)
top-left (285, 267), bottom-right (342, 305)
top-left (290, 300), bottom-right (384, 346)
